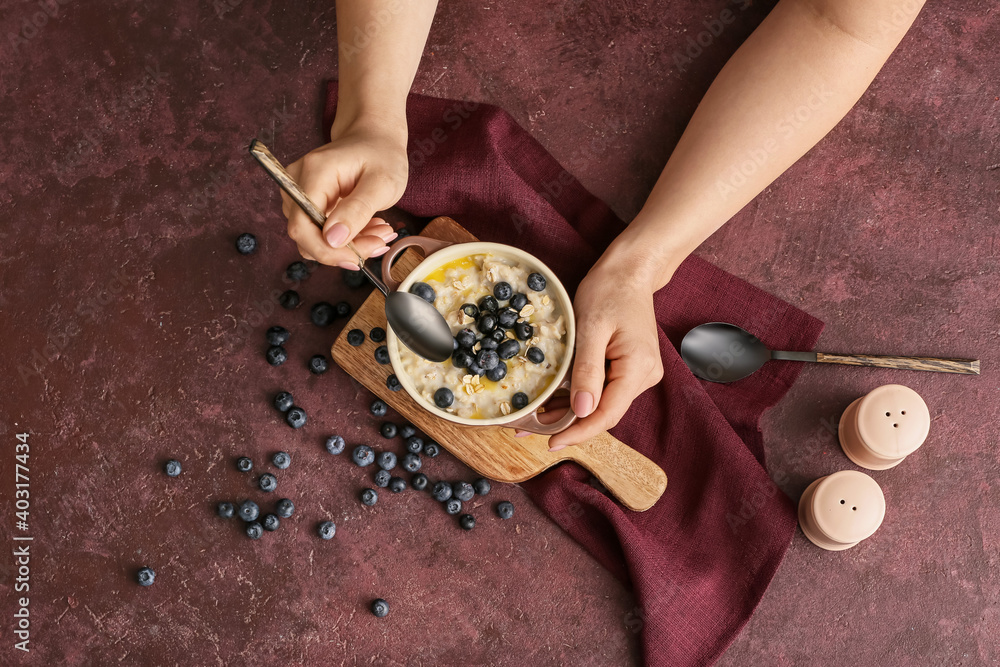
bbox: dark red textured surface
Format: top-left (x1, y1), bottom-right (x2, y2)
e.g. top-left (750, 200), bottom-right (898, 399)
top-left (0, 1), bottom-right (997, 666)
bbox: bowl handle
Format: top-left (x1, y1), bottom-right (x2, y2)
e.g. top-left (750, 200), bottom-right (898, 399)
top-left (505, 378), bottom-right (578, 434)
top-left (380, 236), bottom-right (454, 292)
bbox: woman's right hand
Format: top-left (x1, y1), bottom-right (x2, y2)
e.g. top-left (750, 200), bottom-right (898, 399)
top-left (281, 115), bottom-right (409, 270)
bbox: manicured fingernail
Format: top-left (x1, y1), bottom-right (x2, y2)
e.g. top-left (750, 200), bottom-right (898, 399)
top-left (337, 261), bottom-right (359, 271)
top-left (325, 223), bottom-right (350, 248)
top-left (548, 443), bottom-right (567, 452)
top-left (573, 392), bottom-right (595, 418)
top-left (381, 232), bottom-right (398, 243)
top-left (514, 430), bottom-right (530, 437)
top-left (370, 245), bottom-right (390, 257)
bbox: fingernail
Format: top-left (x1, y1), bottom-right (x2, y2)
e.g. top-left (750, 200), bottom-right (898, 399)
top-left (514, 430), bottom-right (530, 437)
top-left (382, 232), bottom-right (398, 243)
top-left (548, 443), bottom-right (567, 452)
top-left (337, 261), bottom-right (359, 271)
top-left (325, 223), bottom-right (350, 248)
top-left (573, 391), bottom-right (595, 418)
top-left (370, 245), bottom-right (390, 257)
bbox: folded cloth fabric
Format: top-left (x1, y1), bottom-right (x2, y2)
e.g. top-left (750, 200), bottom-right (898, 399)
top-left (324, 84), bottom-right (824, 667)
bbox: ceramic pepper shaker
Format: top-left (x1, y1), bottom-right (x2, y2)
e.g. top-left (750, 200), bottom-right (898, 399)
top-left (798, 470), bottom-right (886, 551)
top-left (838, 384), bottom-right (930, 470)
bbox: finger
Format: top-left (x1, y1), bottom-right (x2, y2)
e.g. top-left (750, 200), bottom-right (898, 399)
top-left (568, 324), bottom-right (612, 421)
top-left (323, 171), bottom-right (403, 249)
top-left (286, 170), bottom-right (341, 265)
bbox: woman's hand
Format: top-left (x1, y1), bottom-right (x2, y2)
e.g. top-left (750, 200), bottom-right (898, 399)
top-left (546, 255), bottom-right (665, 451)
top-left (281, 114), bottom-right (409, 270)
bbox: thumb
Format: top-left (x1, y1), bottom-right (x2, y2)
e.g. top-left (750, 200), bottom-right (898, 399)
top-left (323, 171), bottom-right (404, 249)
top-left (569, 325), bottom-right (610, 419)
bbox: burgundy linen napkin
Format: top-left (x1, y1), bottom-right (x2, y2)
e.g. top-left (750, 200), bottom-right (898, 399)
top-left (323, 84), bottom-right (824, 666)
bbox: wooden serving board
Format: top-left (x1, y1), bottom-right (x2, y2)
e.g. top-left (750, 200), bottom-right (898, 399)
top-left (331, 217), bottom-right (667, 512)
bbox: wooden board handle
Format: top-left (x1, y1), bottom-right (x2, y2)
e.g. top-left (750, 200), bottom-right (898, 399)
top-left (565, 432), bottom-right (668, 512)
top-left (815, 352), bottom-right (980, 375)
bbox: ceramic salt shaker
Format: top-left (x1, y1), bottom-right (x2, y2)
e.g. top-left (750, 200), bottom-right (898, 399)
top-left (838, 384), bottom-right (930, 470)
top-left (798, 470), bottom-right (886, 551)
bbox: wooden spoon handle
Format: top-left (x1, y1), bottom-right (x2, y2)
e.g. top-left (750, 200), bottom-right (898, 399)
top-left (815, 352), bottom-right (980, 375)
top-left (565, 432), bottom-right (668, 512)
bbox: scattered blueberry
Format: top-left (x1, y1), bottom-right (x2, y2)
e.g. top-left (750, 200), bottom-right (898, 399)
top-left (478, 295), bottom-right (498, 312)
top-left (369, 327), bottom-right (386, 343)
top-left (272, 452), bottom-right (291, 469)
top-left (217, 502), bottom-right (235, 519)
top-left (514, 322), bottom-right (533, 340)
top-left (360, 488), bottom-right (378, 506)
top-left (405, 436), bottom-right (424, 454)
top-left (476, 312), bottom-right (498, 334)
top-left (347, 329), bottom-right (365, 346)
top-left (335, 301), bottom-right (352, 318)
top-left (445, 498), bottom-right (463, 515)
top-left (453, 349), bottom-right (474, 369)
top-left (374, 345), bottom-right (390, 365)
top-left (409, 282), bottom-right (436, 303)
top-left (286, 261), bottom-right (309, 282)
top-left (374, 469), bottom-right (391, 487)
top-left (497, 307), bottom-right (519, 328)
top-left (389, 476), bottom-right (407, 493)
top-left (401, 453), bottom-right (422, 473)
top-left (476, 349), bottom-right (499, 371)
top-left (352, 445), bottom-right (375, 467)
top-left (497, 501), bottom-right (515, 519)
top-left (370, 399), bottom-right (388, 417)
top-left (235, 233), bottom-right (257, 255)
top-left (486, 361), bottom-right (507, 382)
top-left (411, 473), bottom-right (429, 491)
top-left (279, 290), bottom-right (300, 310)
top-left (262, 514), bottom-right (280, 531)
top-left (236, 457), bottom-right (253, 473)
top-left (461, 303), bottom-right (479, 319)
top-left (399, 424), bottom-right (416, 439)
top-left (510, 293), bottom-right (528, 311)
top-left (512, 392), bottom-right (530, 410)
top-left (527, 273), bottom-right (547, 291)
top-left (493, 281), bottom-right (513, 301)
top-left (308, 354), bottom-right (329, 375)
top-left (266, 326), bottom-right (290, 346)
top-left (497, 339), bottom-right (520, 360)
top-left (380, 422), bottom-right (398, 439)
top-left (473, 478), bottom-right (491, 496)
top-left (286, 406), bottom-right (307, 429)
top-left (479, 337), bottom-right (498, 351)
top-left (432, 481), bottom-right (453, 502)
top-left (276, 498), bottom-right (295, 518)
top-left (310, 302), bottom-right (335, 327)
top-left (526, 347), bottom-right (545, 364)
top-left (317, 521), bottom-right (336, 540)
top-left (459, 514), bottom-right (476, 530)
top-left (246, 522), bottom-right (264, 539)
top-left (239, 500), bottom-right (260, 522)
top-left (377, 451), bottom-right (397, 471)
top-left (259, 473), bottom-right (277, 493)
top-left (371, 599), bottom-right (390, 618)
top-left (164, 459), bottom-right (182, 477)
top-left (137, 567), bottom-right (156, 586)
top-left (386, 375), bottom-right (402, 392)
top-left (343, 268), bottom-right (366, 289)
top-left (266, 346), bottom-right (288, 366)
top-left (325, 435), bottom-right (346, 455)
top-left (273, 391), bottom-right (294, 412)
top-left (397, 227), bottom-right (411, 238)
top-left (452, 481), bottom-right (475, 502)
top-left (424, 442), bottom-right (440, 458)
top-left (455, 329), bottom-right (476, 349)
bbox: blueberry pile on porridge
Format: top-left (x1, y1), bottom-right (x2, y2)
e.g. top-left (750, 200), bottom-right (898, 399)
top-left (395, 254), bottom-right (567, 419)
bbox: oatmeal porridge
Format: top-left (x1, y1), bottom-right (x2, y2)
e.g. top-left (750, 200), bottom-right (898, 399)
top-left (395, 253), bottom-right (567, 419)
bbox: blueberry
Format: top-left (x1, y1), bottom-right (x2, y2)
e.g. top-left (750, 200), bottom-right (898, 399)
top-left (479, 336), bottom-right (498, 351)
top-left (164, 459), bottom-right (182, 477)
top-left (511, 392), bottom-right (530, 410)
top-left (514, 322), bottom-right (533, 340)
top-left (397, 227), bottom-right (411, 238)
top-left (434, 388), bottom-right (454, 409)
top-left (424, 442), bottom-right (440, 458)
top-left (445, 498), bottom-right (462, 515)
top-left (486, 361), bottom-right (507, 382)
top-left (371, 599), bottom-right (390, 618)
top-left (279, 290), bottom-right (300, 310)
top-left (490, 329), bottom-right (507, 344)
top-left (310, 302), bottom-right (335, 327)
top-left (526, 347), bottom-right (545, 364)
top-left (476, 312), bottom-right (497, 334)
top-left (496, 501), bottom-right (515, 519)
top-left (318, 521), bottom-right (336, 540)
top-left (473, 478), bottom-right (491, 496)
top-left (271, 451), bottom-right (291, 469)
top-left (399, 424), bottom-right (416, 439)
top-left (466, 361), bottom-right (485, 376)
top-left (308, 354), bottom-right (329, 375)
top-left (352, 445), bottom-right (375, 467)
top-left (476, 349), bottom-right (499, 371)
top-left (217, 502), bottom-right (235, 519)
top-left (262, 514), bottom-right (280, 531)
top-left (266, 346), bottom-right (288, 366)
top-left (259, 473), bottom-right (277, 493)
top-left (370, 399), bottom-right (388, 417)
top-left (497, 307), bottom-right (519, 328)
top-left (409, 282), bottom-right (436, 303)
top-left (478, 295), bottom-right (498, 312)
top-left (273, 391), bottom-right (294, 412)
top-left (461, 303), bottom-right (479, 319)
top-left (452, 481), bottom-right (475, 502)
top-left (497, 339), bottom-right (520, 360)
top-left (235, 233), bottom-right (257, 255)
top-left (527, 272), bottom-right (546, 291)
top-left (456, 329), bottom-right (477, 349)
top-left (374, 469), bottom-right (391, 488)
top-left (137, 567), bottom-right (156, 586)
top-left (374, 345), bottom-right (390, 365)
top-left (266, 325), bottom-right (290, 346)
top-left (510, 293), bottom-right (528, 311)
top-left (239, 500), bottom-right (260, 522)
top-left (325, 435), bottom-right (346, 455)
top-left (377, 451), bottom-right (397, 471)
top-left (459, 514), bottom-right (476, 530)
top-left (380, 422), bottom-right (398, 439)
top-left (402, 453), bottom-right (422, 473)
top-left (360, 488), bottom-right (378, 506)
top-left (386, 374), bottom-right (402, 392)
top-left (335, 301), bottom-right (352, 318)
top-left (452, 349), bottom-right (475, 369)
top-left (369, 327), bottom-right (386, 343)
top-left (347, 329), bottom-right (365, 346)
top-left (431, 481), bottom-right (453, 502)
top-left (406, 436), bottom-right (424, 454)
top-left (246, 522), bottom-right (264, 539)
top-left (389, 476), bottom-right (407, 493)
top-left (493, 281), bottom-right (513, 301)
top-left (236, 457), bottom-right (253, 473)
top-left (411, 473), bottom-right (429, 490)
top-left (286, 261), bottom-right (309, 282)
top-left (275, 498), bottom-right (295, 518)
top-left (286, 406), bottom-right (307, 429)
top-left (343, 268), bottom-right (365, 289)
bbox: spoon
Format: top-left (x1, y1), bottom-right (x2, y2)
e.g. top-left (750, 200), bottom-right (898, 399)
top-left (248, 140), bottom-right (454, 362)
top-left (680, 322), bottom-right (980, 383)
